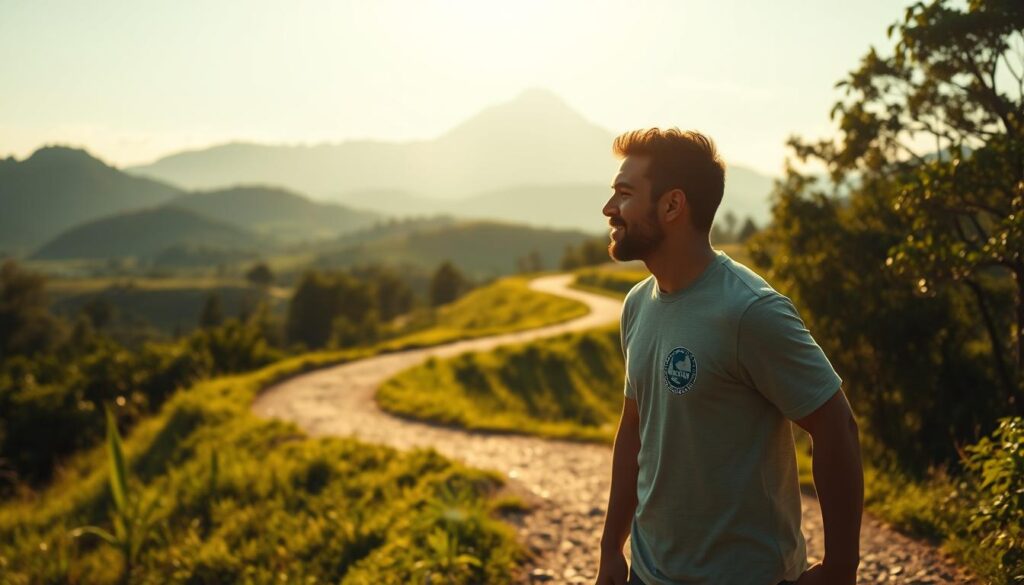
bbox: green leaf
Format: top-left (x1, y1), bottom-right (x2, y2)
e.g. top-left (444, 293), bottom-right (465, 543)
top-left (105, 407), bottom-right (128, 514)
top-left (73, 526), bottom-right (118, 547)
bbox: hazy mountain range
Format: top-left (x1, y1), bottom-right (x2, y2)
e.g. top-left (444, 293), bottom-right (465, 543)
top-left (128, 89), bottom-right (777, 231)
top-left (2, 88), bottom-right (775, 268)
top-left (0, 147), bottom-right (381, 258)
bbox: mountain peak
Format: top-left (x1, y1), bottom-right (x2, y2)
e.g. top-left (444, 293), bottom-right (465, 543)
top-left (438, 88), bottom-right (610, 146)
top-left (26, 145), bottom-right (109, 169)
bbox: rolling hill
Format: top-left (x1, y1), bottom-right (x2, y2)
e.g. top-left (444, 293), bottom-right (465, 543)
top-left (31, 206), bottom-right (269, 261)
top-left (168, 185), bottom-right (380, 241)
top-left (0, 146), bottom-right (183, 254)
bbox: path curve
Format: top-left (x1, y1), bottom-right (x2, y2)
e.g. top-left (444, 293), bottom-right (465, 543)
top-left (253, 274), bottom-right (974, 584)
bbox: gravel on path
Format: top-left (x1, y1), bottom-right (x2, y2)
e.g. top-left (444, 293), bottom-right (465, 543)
top-left (252, 274), bottom-right (976, 584)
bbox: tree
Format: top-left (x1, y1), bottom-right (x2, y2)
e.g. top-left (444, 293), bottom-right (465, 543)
top-left (286, 270), bottom-right (376, 349)
top-left (560, 238), bottom-right (609, 270)
top-left (429, 262), bottom-right (467, 307)
top-left (198, 293), bottom-right (225, 329)
top-left (516, 250), bottom-right (544, 274)
top-left (0, 260), bottom-right (64, 358)
top-left (723, 210), bottom-right (738, 241)
top-left (805, 0), bottom-right (1024, 408)
top-left (350, 265), bottom-right (416, 322)
top-left (737, 217), bottom-right (759, 243)
top-left (245, 262), bottom-right (274, 288)
top-left (751, 0), bottom-right (1024, 466)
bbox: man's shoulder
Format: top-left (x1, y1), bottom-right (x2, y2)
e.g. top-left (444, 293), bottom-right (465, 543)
top-left (718, 254), bottom-right (779, 305)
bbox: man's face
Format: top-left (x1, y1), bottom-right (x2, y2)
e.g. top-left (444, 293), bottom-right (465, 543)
top-left (603, 155), bottom-right (665, 262)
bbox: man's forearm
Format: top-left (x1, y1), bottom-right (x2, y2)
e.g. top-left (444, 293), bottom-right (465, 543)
top-left (810, 416), bottom-right (863, 576)
top-left (600, 419), bottom-right (640, 554)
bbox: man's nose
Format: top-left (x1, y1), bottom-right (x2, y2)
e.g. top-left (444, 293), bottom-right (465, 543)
top-left (602, 197), bottom-right (618, 218)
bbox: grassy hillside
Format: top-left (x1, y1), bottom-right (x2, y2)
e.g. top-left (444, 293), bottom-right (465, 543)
top-left (169, 185), bottom-right (380, 241)
top-left (386, 275), bottom-right (589, 349)
top-left (0, 147), bottom-right (182, 254)
top-left (0, 349), bottom-right (521, 584)
top-left (31, 207), bottom-right (270, 261)
top-left (379, 324), bottom-right (623, 442)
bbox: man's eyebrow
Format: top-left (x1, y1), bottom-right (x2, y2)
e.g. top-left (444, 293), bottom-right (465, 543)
top-left (611, 181), bottom-right (635, 190)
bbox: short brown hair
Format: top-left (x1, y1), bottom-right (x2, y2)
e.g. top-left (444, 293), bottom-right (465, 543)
top-left (612, 128), bottom-right (726, 232)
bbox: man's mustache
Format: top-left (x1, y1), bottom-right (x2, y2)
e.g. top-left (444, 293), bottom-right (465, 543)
top-left (609, 219), bottom-right (626, 228)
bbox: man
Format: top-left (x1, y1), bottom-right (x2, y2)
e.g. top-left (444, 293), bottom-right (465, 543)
top-left (595, 129), bottom-right (863, 585)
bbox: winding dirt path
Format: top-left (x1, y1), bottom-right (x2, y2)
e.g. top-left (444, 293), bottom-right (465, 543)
top-left (253, 274), bottom-right (974, 584)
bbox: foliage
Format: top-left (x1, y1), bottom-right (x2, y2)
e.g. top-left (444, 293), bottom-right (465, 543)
top-left (0, 310), bottom-right (279, 488)
top-left (959, 416), bottom-right (1024, 582)
top-left (73, 408), bottom-right (162, 583)
top-left (244, 262), bottom-right (274, 288)
top-left (751, 0), bottom-right (1024, 469)
top-left (790, 0), bottom-right (1024, 401)
top-left (349, 264), bottom-right (417, 322)
top-left (0, 259), bottom-right (66, 357)
top-left (286, 270), bottom-right (375, 349)
top-left (0, 346), bottom-right (521, 584)
top-left (430, 261), bottom-right (469, 307)
top-left (198, 292), bottom-right (225, 329)
top-left (560, 238), bottom-right (609, 270)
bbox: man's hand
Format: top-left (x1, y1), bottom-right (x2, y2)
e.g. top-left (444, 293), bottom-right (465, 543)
top-left (594, 549), bottom-right (629, 585)
top-left (794, 562), bottom-right (858, 585)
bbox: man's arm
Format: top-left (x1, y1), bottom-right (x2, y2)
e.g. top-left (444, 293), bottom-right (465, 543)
top-left (793, 389), bottom-right (863, 585)
top-left (596, 396), bottom-right (641, 585)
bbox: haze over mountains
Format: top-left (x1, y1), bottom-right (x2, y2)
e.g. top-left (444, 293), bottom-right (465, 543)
top-left (1, 88), bottom-right (776, 270)
top-left (129, 89), bottom-right (776, 231)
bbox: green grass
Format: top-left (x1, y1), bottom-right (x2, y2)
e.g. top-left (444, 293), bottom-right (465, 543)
top-left (0, 346), bottom-right (522, 584)
top-left (379, 324), bottom-right (623, 442)
top-left (383, 275), bottom-right (588, 350)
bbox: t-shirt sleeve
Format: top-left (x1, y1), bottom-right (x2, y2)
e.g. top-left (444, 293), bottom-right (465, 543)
top-left (737, 293), bottom-right (841, 420)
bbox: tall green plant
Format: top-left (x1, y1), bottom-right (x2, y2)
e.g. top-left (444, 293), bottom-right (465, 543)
top-left (73, 408), bottom-right (161, 583)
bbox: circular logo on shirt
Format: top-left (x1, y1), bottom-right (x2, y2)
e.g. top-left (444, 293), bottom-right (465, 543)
top-left (663, 347), bottom-right (697, 395)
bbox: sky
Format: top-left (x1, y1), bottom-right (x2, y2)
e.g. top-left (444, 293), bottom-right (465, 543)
top-left (0, 0), bottom-right (909, 176)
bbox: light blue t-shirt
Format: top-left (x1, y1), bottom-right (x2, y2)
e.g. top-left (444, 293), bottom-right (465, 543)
top-left (621, 250), bottom-right (842, 585)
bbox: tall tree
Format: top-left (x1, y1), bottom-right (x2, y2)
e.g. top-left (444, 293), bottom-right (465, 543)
top-left (429, 262), bottom-right (467, 307)
top-left (198, 293), bottom-right (225, 329)
top-left (751, 0), bottom-right (1024, 466)
top-left (286, 271), bottom-right (376, 349)
top-left (0, 260), bottom-right (64, 358)
top-left (790, 0), bottom-right (1024, 408)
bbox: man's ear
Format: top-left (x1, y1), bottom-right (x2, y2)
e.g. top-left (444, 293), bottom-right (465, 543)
top-left (663, 189), bottom-right (687, 223)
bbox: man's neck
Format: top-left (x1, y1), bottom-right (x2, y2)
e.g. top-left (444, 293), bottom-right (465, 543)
top-left (644, 238), bottom-right (717, 295)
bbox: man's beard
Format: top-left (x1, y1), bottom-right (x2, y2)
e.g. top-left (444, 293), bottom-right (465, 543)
top-left (608, 213), bottom-right (664, 262)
